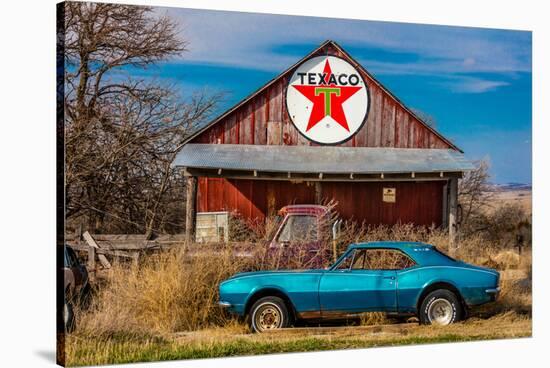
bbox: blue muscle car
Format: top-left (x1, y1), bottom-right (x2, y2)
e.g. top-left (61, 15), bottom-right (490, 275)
top-left (219, 241), bottom-right (500, 332)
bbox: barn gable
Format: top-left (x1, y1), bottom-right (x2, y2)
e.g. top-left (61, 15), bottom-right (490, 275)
top-left (185, 40), bottom-right (460, 152)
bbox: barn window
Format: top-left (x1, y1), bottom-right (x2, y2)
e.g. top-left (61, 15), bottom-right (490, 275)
top-left (277, 215), bottom-right (318, 243)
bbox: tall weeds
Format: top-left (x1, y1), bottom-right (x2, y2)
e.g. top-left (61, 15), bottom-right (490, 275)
top-left (75, 221), bottom-right (531, 337)
top-left (77, 246), bottom-right (252, 336)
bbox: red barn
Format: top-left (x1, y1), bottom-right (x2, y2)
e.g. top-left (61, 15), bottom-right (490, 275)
top-left (174, 40), bottom-right (472, 242)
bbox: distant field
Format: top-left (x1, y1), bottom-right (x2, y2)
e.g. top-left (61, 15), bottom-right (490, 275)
top-left (490, 189), bottom-right (532, 214)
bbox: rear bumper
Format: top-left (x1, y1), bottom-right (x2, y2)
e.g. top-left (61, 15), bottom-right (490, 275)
top-left (463, 286), bottom-right (501, 306)
top-left (485, 287), bottom-right (500, 302)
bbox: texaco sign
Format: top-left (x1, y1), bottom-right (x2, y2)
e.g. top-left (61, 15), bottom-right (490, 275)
top-left (286, 56), bottom-right (369, 145)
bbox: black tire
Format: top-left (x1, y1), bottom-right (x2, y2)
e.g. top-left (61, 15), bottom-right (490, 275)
top-left (63, 300), bottom-right (76, 333)
top-left (248, 296), bottom-right (291, 333)
top-left (419, 289), bottom-right (462, 325)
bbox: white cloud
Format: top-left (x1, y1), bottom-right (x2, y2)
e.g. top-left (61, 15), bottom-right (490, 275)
top-left (442, 77), bottom-right (510, 93)
top-left (463, 57), bottom-right (476, 66)
top-left (156, 7), bottom-right (531, 93)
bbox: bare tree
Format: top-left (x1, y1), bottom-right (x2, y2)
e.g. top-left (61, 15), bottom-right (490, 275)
top-left (61, 3), bottom-right (219, 234)
top-left (458, 160), bottom-right (532, 246)
top-left (458, 160), bottom-right (493, 230)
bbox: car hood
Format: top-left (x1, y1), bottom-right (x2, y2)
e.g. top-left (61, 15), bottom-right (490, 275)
top-left (226, 269), bottom-right (325, 280)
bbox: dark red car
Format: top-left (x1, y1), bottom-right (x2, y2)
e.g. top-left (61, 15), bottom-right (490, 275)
top-left (62, 245), bottom-right (90, 332)
top-left (266, 205), bottom-right (341, 269)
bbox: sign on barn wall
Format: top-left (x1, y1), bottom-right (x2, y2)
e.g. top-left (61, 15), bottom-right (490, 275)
top-left (383, 187), bottom-right (396, 203)
top-left (286, 55), bottom-right (369, 145)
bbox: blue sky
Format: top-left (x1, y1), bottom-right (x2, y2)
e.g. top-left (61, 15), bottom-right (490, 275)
top-left (129, 7), bottom-right (532, 184)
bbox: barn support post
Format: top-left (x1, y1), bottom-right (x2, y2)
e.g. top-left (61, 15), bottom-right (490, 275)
top-left (185, 176), bottom-right (198, 244)
top-left (314, 182), bottom-right (323, 204)
top-left (441, 182), bottom-right (449, 229)
top-left (448, 177), bottom-right (458, 254)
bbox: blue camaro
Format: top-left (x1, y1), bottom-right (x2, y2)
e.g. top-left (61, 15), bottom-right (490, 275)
top-left (219, 241), bottom-right (500, 332)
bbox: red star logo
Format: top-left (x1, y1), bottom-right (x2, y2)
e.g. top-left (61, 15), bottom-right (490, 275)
top-left (292, 59), bottom-right (362, 132)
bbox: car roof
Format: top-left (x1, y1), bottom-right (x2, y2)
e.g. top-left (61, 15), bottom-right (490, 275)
top-left (278, 204), bottom-right (329, 215)
top-left (348, 241), bottom-right (434, 251)
top-left (345, 241), bottom-right (457, 266)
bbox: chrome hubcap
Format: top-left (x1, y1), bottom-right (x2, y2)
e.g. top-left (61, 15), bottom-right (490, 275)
top-left (428, 298), bottom-right (453, 325)
top-left (255, 305), bottom-right (282, 331)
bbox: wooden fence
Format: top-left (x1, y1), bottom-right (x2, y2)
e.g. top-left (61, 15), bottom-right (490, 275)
top-left (67, 230), bottom-right (187, 273)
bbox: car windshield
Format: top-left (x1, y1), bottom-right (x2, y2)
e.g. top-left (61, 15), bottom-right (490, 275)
top-left (277, 215), bottom-right (318, 243)
top-left (64, 246), bottom-right (79, 267)
top-left (266, 215), bottom-right (283, 239)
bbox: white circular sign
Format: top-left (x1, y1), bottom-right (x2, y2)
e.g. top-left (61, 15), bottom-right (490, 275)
top-left (286, 56), bottom-right (369, 145)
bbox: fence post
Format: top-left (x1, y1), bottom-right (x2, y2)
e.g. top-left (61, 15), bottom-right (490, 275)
top-left (88, 245), bottom-right (96, 273)
top-left (83, 231), bottom-right (111, 269)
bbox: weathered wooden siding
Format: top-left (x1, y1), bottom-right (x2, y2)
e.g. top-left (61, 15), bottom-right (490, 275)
top-left (192, 44), bottom-right (452, 150)
top-left (190, 42), bottom-right (453, 228)
top-left (321, 181), bottom-right (444, 226)
top-left (197, 178), bottom-right (316, 220)
top-left (197, 178), bottom-right (444, 227)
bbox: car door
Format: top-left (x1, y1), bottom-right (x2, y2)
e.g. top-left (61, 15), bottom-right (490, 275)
top-left (318, 249), bottom-right (397, 315)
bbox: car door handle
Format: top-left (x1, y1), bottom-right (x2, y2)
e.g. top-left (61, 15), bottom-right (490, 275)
top-left (383, 276), bottom-right (395, 280)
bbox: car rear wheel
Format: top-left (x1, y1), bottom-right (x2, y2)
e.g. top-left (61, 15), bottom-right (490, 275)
top-left (419, 289), bottom-right (462, 325)
top-left (249, 296), bottom-right (290, 333)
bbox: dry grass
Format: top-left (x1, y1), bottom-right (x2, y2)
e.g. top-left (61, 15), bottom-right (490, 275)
top-left (65, 214), bottom-right (532, 366)
top-left (64, 312), bottom-right (531, 366)
top-left (75, 246), bottom-right (253, 338)
top-left (73, 223), bottom-right (532, 336)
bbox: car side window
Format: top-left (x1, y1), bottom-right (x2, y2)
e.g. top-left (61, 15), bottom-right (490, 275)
top-left (362, 249), bottom-right (416, 270)
top-left (277, 215), bottom-right (318, 243)
top-left (351, 249), bottom-right (367, 269)
top-left (334, 250), bottom-right (355, 270)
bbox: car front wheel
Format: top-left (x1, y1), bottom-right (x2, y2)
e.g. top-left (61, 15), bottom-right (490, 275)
top-left (63, 300), bottom-right (76, 333)
top-left (249, 296), bottom-right (290, 333)
top-left (419, 289), bottom-right (462, 325)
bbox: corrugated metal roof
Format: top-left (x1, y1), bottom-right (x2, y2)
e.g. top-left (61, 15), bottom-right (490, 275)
top-left (173, 144), bottom-right (474, 174)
